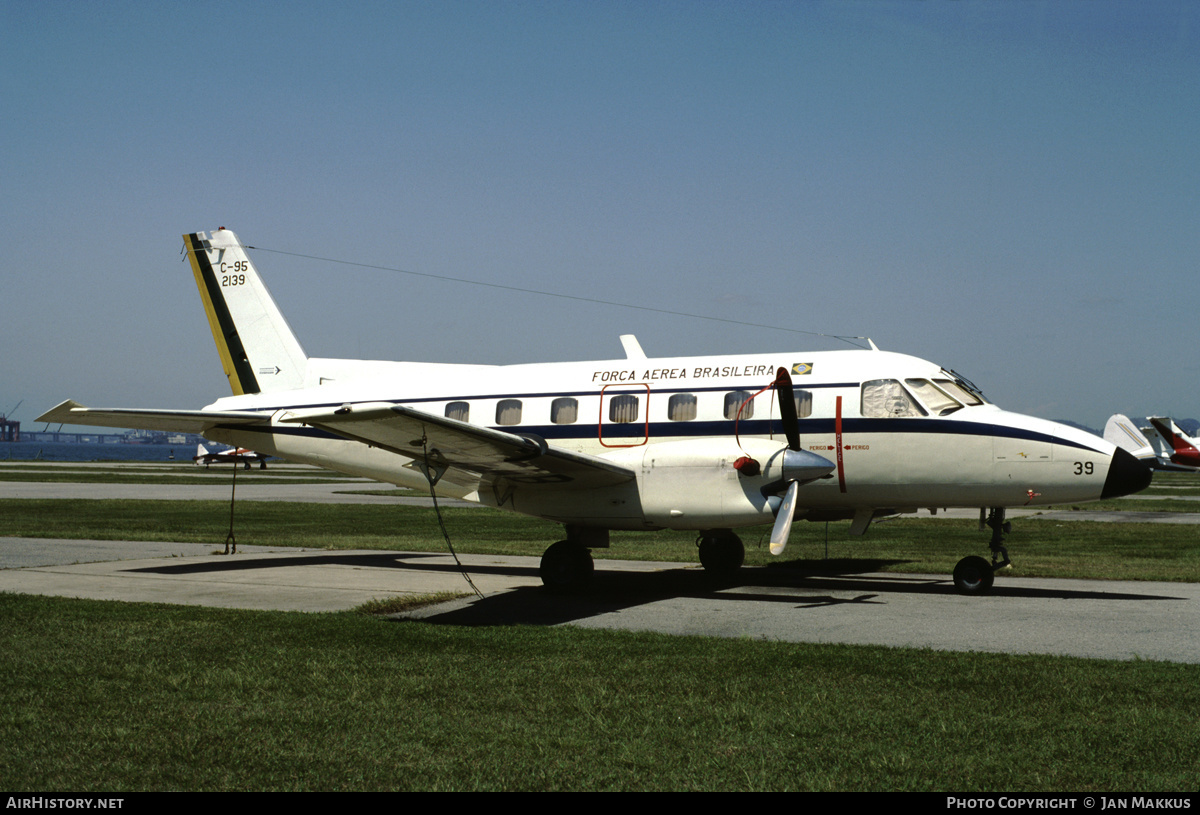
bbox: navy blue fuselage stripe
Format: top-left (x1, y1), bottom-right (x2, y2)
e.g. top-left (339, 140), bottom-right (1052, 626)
top-left (219, 381), bottom-right (862, 416)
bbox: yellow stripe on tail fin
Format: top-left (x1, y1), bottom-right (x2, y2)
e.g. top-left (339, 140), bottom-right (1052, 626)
top-left (183, 228), bottom-right (308, 395)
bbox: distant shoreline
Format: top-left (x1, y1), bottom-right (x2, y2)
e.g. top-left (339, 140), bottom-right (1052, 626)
top-left (1, 441), bottom-right (190, 463)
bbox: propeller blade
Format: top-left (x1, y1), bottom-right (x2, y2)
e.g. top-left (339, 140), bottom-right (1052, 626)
top-left (770, 480), bottom-right (800, 556)
top-left (775, 366), bottom-right (801, 452)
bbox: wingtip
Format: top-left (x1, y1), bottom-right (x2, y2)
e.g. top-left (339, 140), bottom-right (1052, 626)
top-left (35, 399), bottom-right (85, 423)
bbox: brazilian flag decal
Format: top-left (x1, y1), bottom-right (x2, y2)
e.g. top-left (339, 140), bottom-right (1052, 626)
top-left (792, 362), bottom-right (813, 376)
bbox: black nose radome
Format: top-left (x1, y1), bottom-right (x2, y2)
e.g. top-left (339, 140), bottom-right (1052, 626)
top-left (1101, 446), bottom-right (1153, 499)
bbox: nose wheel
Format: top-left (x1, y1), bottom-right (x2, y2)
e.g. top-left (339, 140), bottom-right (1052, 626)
top-left (954, 507), bottom-right (1013, 595)
top-left (953, 555), bottom-right (994, 595)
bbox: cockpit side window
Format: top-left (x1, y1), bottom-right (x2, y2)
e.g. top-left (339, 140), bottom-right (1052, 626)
top-left (861, 379), bottom-right (927, 418)
top-left (905, 379), bottom-right (963, 415)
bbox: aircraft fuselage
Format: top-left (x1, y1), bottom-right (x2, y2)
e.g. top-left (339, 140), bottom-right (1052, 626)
top-left (200, 348), bottom-right (1138, 532)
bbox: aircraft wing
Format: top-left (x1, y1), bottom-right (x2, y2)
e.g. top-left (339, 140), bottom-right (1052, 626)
top-left (36, 400), bottom-right (270, 435)
top-left (278, 402), bottom-right (635, 490)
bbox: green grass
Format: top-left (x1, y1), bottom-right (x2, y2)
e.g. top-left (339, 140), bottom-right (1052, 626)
top-left (354, 591), bottom-right (469, 615)
top-left (3, 472), bottom-right (1198, 790)
top-left (1040, 498), bottom-right (1200, 512)
top-left (1144, 471), bottom-right (1200, 489)
top-left (1, 592), bottom-right (1197, 792)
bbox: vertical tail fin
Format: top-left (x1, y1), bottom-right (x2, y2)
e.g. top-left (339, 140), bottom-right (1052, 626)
top-left (183, 228), bottom-right (308, 395)
top-left (1103, 414), bottom-right (1156, 462)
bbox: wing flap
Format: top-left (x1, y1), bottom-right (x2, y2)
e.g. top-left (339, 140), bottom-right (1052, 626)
top-left (36, 400), bottom-right (270, 435)
top-left (279, 402), bottom-right (634, 488)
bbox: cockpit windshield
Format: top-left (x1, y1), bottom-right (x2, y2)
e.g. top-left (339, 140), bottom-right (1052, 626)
top-left (861, 371), bottom-right (991, 418)
top-left (905, 379), bottom-right (964, 415)
top-left (939, 369), bottom-right (989, 405)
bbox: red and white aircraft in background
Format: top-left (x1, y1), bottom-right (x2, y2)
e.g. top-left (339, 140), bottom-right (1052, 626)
top-left (193, 443), bottom-right (269, 470)
top-left (1105, 415), bottom-right (1200, 471)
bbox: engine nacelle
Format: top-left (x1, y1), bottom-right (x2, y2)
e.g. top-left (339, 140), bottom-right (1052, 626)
top-left (603, 438), bottom-right (835, 530)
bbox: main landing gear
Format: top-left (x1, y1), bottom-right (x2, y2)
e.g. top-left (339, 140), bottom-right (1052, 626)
top-left (538, 528), bottom-right (746, 593)
top-left (539, 526), bottom-right (610, 593)
top-left (539, 540), bottom-right (594, 594)
top-left (697, 530), bottom-right (744, 579)
top-left (952, 507), bottom-right (1014, 596)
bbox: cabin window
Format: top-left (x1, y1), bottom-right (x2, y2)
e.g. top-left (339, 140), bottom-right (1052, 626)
top-left (724, 391), bottom-right (754, 420)
top-left (496, 399), bottom-right (523, 426)
top-left (861, 380), bottom-right (927, 418)
top-left (795, 389), bottom-right (813, 419)
top-left (445, 401), bottom-right (469, 422)
top-left (905, 379), bottom-right (963, 415)
top-left (609, 394), bottom-right (640, 423)
top-left (551, 397), bottom-right (578, 425)
top-left (668, 393), bottom-right (697, 421)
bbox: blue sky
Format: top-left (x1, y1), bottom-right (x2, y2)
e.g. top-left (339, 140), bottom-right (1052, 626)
top-left (3, 0), bottom-right (1197, 431)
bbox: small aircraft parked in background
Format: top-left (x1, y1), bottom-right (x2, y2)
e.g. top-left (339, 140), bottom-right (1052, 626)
top-left (39, 228), bottom-right (1151, 595)
top-left (1147, 418), bottom-right (1200, 470)
top-left (1104, 414), bottom-right (1200, 471)
top-left (193, 443), bottom-right (269, 469)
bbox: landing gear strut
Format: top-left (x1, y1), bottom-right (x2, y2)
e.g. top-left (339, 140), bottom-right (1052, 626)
top-left (697, 531), bottom-right (744, 579)
top-left (984, 507), bottom-right (1013, 570)
top-left (952, 507), bottom-right (1013, 596)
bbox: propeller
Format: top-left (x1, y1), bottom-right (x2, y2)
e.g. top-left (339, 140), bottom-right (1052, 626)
top-left (770, 480), bottom-right (800, 556)
top-left (775, 367), bottom-right (801, 453)
top-left (770, 366), bottom-right (803, 556)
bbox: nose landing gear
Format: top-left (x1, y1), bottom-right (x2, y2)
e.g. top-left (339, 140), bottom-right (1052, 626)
top-left (953, 507), bottom-right (1013, 595)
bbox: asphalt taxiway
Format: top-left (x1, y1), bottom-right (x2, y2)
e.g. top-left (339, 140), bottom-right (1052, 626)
top-left (2, 466), bottom-right (1198, 663)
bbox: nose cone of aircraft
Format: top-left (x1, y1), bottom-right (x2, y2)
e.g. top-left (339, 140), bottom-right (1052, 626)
top-left (1101, 446), bottom-right (1153, 499)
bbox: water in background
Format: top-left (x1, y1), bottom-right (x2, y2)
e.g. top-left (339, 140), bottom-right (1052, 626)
top-left (1, 441), bottom-right (191, 463)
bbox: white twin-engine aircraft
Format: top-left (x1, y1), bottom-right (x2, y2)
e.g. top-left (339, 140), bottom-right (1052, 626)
top-left (39, 228), bottom-right (1152, 595)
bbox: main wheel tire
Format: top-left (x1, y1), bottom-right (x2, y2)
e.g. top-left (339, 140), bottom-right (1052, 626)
top-left (698, 533), bottom-right (745, 577)
top-left (540, 540), bottom-right (594, 594)
top-left (953, 555), bottom-right (995, 596)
